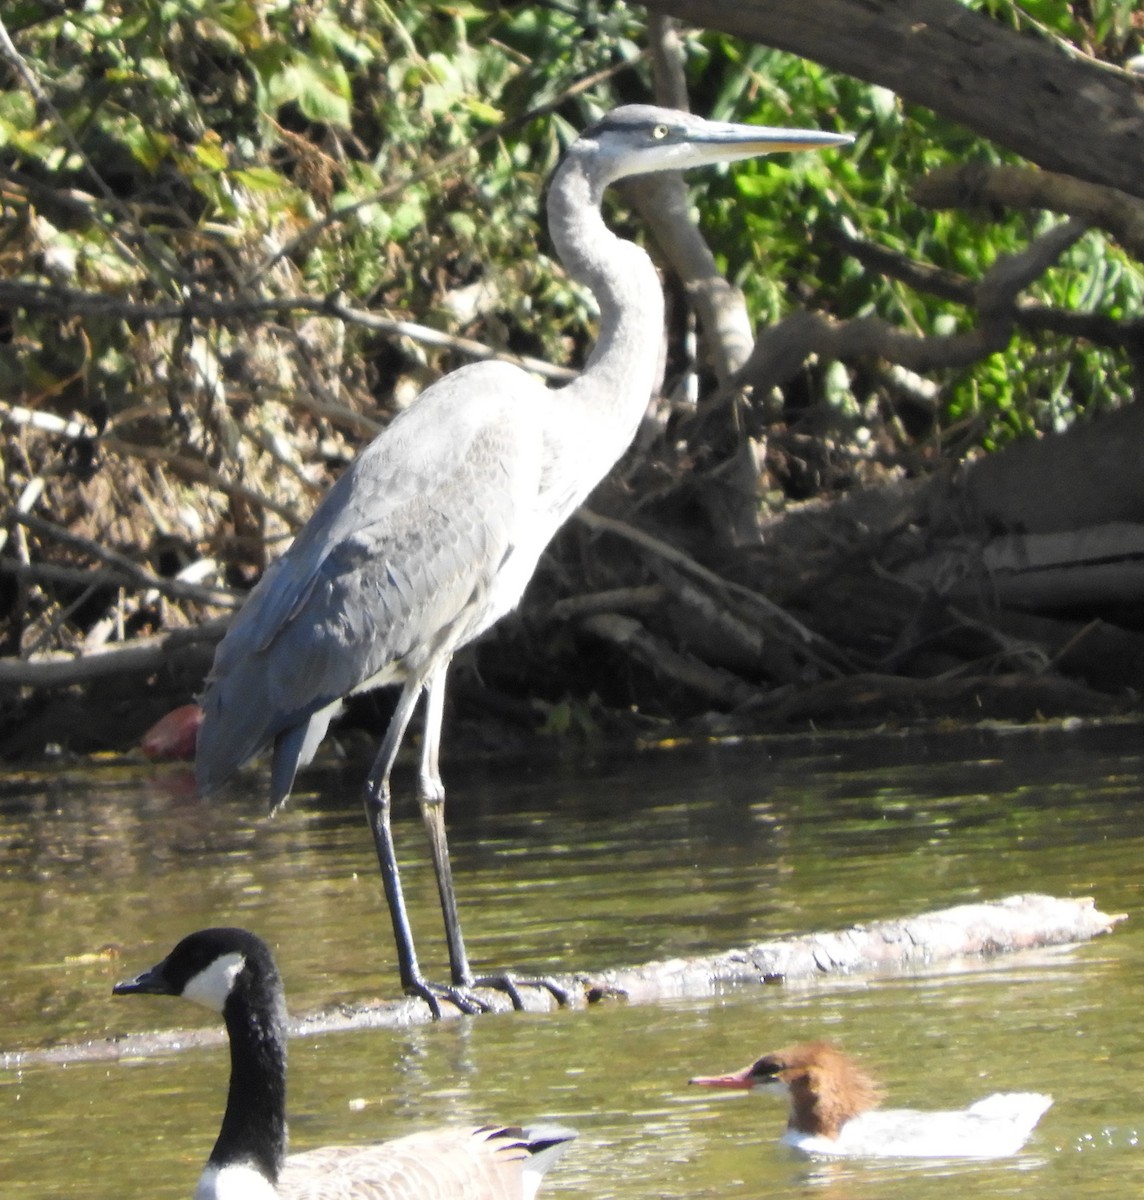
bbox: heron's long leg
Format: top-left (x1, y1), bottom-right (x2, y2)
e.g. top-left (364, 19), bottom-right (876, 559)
top-left (362, 680), bottom-right (426, 995)
top-left (364, 673), bottom-right (484, 1017)
top-left (418, 664), bottom-right (571, 1011)
top-left (417, 662), bottom-right (474, 987)
top-left (362, 681), bottom-right (484, 1016)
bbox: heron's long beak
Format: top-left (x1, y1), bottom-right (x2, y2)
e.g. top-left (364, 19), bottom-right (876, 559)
top-left (723, 126), bottom-right (853, 154)
top-left (687, 123), bottom-right (853, 168)
top-left (689, 1064), bottom-right (758, 1089)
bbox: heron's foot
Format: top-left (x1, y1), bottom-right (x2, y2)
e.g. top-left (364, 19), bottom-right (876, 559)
top-left (405, 977), bottom-right (492, 1018)
top-left (470, 972), bottom-right (573, 1010)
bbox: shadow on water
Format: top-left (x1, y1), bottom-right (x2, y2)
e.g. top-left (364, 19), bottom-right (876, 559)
top-left (3, 719), bottom-right (1144, 1197)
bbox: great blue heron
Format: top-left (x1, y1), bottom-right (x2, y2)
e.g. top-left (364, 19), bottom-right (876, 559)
top-left (196, 105), bottom-right (852, 1014)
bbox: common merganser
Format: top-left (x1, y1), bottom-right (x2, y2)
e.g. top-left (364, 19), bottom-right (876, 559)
top-left (690, 1040), bottom-right (1052, 1159)
top-left (114, 928), bottom-right (576, 1199)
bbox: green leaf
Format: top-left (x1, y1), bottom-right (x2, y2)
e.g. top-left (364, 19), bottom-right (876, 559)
top-left (192, 137), bottom-right (229, 172)
top-left (232, 166), bottom-right (291, 193)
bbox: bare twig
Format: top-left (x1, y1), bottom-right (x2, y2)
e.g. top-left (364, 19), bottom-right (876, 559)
top-left (322, 300), bottom-right (576, 382)
top-left (0, 282), bottom-right (576, 382)
top-left (0, 476), bottom-right (47, 558)
top-left (8, 512), bottom-right (239, 607)
top-left (100, 436), bottom-right (304, 527)
top-left (0, 402), bottom-right (96, 441)
top-left (0, 555), bottom-right (239, 611)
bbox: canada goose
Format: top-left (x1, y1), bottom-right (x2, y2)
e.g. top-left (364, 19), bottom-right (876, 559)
top-left (113, 928), bottom-right (576, 1199)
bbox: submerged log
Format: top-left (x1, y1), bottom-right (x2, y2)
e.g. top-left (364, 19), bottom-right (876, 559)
top-left (5, 894), bottom-right (1123, 1065)
top-left (586, 893), bottom-right (1122, 1005)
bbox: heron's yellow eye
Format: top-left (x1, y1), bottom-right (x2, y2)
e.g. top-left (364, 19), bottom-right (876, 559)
top-left (652, 123), bottom-right (669, 140)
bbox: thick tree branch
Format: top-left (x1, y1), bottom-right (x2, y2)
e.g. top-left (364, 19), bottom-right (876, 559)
top-left (830, 228), bottom-right (1144, 354)
top-left (913, 164), bottom-right (1144, 260)
top-left (641, 0), bottom-right (1144, 198)
top-left (738, 219), bottom-right (1090, 390)
top-left (0, 622), bottom-right (225, 688)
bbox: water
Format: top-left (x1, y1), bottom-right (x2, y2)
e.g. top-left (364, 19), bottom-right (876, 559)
top-left (3, 720), bottom-right (1144, 1198)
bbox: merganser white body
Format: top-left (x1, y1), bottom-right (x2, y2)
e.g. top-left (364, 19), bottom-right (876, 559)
top-left (690, 1040), bottom-right (1051, 1159)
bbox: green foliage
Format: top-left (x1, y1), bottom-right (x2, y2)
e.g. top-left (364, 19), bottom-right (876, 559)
top-left (1, 0), bottom-right (1140, 485)
top-left (679, 19), bottom-right (1144, 448)
top-left (976, 0), bottom-right (1137, 47)
top-left (4, 0), bottom-right (1144, 698)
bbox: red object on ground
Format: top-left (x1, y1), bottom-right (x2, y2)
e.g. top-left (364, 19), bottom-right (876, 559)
top-left (140, 704), bottom-right (203, 760)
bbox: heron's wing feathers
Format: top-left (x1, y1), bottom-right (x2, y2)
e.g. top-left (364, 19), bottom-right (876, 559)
top-left (196, 365), bottom-right (548, 794)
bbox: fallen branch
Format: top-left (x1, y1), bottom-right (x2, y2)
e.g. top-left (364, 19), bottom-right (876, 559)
top-left (580, 611), bottom-right (761, 706)
top-left (746, 669), bottom-right (1126, 725)
top-left (4, 894), bottom-right (1121, 1058)
top-left (0, 620), bottom-right (225, 688)
top-left (548, 584), bottom-right (666, 620)
top-left (575, 508), bottom-right (850, 673)
top-left (585, 893), bottom-right (1123, 1005)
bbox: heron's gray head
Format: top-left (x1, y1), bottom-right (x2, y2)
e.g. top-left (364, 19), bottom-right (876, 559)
top-left (573, 104), bottom-right (853, 189)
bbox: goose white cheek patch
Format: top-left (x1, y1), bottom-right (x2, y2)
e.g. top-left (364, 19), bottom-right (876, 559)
top-left (184, 952), bottom-right (246, 1012)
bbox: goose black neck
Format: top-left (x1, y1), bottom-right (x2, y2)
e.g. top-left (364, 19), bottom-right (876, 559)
top-left (210, 968), bottom-right (288, 1184)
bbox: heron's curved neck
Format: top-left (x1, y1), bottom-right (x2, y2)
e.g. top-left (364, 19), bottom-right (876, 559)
top-left (547, 152), bottom-right (664, 450)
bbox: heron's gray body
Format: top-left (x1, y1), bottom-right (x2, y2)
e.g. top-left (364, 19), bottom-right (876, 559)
top-left (197, 154), bottom-right (664, 807)
top-left (193, 105), bottom-right (850, 1008)
top-left (197, 363), bottom-right (559, 805)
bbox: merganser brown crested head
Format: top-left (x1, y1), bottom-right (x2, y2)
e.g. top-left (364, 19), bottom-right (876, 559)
top-left (690, 1040), bottom-right (884, 1140)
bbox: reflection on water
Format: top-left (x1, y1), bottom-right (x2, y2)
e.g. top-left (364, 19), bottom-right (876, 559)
top-left (3, 721), bottom-right (1144, 1198)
